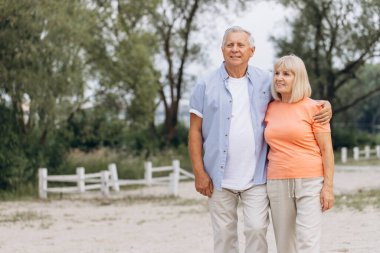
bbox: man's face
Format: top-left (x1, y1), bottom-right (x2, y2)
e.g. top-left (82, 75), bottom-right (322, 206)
top-left (222, 32), bottom-right (255, 68)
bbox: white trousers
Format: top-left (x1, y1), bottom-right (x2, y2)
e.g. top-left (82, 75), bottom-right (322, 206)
top-left (267, 177), bottom-right (323, 253)
top-left (208, 184), bottom-right (270, 253)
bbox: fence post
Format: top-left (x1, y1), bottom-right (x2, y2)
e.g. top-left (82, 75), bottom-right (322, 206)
top-left (144, 162), bottom-right (152, 186)
top-left (169, 160), bottom-right (180, 196)
top-left (76, 167), bottom-right (85, 193)
top-left (376, 145), bottom-right (380, 158)
top-left (364, 145), bottom-right (370, 159)
top-left (101, 170), bottom-right (110, 197)
top-left (341, 147), bottom-right (347, 163)
top-left (108, 163), bottom-right (120, 192)
top-left (38, 168), bottom-right (48, 199)
top-left (353, 147), bottom-right (359, 161)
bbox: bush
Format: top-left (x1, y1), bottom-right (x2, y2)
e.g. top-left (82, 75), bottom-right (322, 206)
top-left (332, 127), bottom-right (379, 149)
top-left (65, 146), bottom-right (192, 181)
top-left (0, 105), bottom-right (69, 193)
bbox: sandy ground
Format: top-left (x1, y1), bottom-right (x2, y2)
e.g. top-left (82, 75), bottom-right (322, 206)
top-left (0, 165), bottom-right (379, 253)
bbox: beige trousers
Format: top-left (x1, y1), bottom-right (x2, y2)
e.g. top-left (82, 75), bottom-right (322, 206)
top-left (208, 184), bottom-right (270, 253)
top-left (267, 177), bottom-right (323, 253)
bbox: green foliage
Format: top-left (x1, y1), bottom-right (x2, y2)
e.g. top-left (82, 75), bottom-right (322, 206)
top-left (0, 0), bottom-right (97, 191)
top-left (124, 126), bottom-right (163, 156)
top-left (335, 64), bottom-right (380, 133)
top-left (89, 0), bottom-right (160, 128)
top-left (332, 127), bottom-right (379, 149)
top-left (272, 0), bottom-right (380, 114)
top-left (0, 105), bottom-right (27, 190)
top-left (0, 105), bottom-right (68, 192)
top-left (123, 122), bottom-right (189, 157)
top-left (63, 107), bottom-right (125, 152)
top-left (64, 146), bottom-right (192, 182)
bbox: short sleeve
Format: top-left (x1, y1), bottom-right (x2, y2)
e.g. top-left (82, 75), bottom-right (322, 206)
top-left (312, 103), bottom-right (331, 133)
top-left (189, 81), bottom-right (205, 118)
top-left (312, 121), bottom-right (331, 132)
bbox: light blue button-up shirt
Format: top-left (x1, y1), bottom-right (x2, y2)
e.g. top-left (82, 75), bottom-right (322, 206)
top-left (189, 63), bottom-right (272, 190)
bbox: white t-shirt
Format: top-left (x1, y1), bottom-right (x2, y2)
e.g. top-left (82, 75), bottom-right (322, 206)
top-left (221, 76), bottom-right (256, 190)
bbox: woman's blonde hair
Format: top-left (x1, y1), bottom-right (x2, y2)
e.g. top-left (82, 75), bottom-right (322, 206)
top-left (271, 54), bottom-right (311, 103)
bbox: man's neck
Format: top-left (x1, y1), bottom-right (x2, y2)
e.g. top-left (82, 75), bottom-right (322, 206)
top-left (224, 63), bottom-right (248, 78)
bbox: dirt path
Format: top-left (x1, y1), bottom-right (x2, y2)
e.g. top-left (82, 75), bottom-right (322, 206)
top-left (0, 166), bottom-right (379, 253)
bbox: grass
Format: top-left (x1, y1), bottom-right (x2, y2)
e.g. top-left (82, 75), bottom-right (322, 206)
top-left (0, 210), bottom-right (50, 223)
top-left (0, 210), bottom-right (53, 229)
top-left (0, 184), bottom-right (38, 201)
top-left (64, 146), bottom-right (193, 181)
top-left (334, 189), bottom-right (380, 211)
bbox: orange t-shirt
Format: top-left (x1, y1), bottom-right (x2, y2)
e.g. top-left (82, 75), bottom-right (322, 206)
top-left (264, 98), bottom-right (331, 179)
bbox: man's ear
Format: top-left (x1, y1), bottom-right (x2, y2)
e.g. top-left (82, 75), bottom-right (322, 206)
top-left (251, 46), bottom-right (256, 57)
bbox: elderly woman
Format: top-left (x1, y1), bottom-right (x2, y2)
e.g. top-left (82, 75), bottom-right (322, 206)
top-left (264, 55), bottom-right (334, 253)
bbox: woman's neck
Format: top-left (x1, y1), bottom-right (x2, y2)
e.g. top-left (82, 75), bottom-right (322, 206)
top-left (281, 94), bottom-right (291, 103)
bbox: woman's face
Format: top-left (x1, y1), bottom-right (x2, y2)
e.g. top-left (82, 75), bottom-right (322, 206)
top-left (274, 67), bottom-right (295, 99)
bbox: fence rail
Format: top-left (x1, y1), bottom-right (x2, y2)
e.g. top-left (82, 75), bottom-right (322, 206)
top-left (341, 145), bottom-right (380, 163)
top-left (38, 167), bottom-right (110, 199)
top-left (38, 160), bottom-right (194, 199)
top-left (114, 160), bottom-right (194, 196)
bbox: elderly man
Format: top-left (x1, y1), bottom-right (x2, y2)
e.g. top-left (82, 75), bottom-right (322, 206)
top-left (188, 26), bottom-right (331, 253)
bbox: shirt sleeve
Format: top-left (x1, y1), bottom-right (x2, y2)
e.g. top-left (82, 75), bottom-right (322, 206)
top-left (189, 81), bottom-right (205, 118)
top-left (312, 103), bottom-right (331, 133)
top-left (266, 71), bottom-right (274, 101)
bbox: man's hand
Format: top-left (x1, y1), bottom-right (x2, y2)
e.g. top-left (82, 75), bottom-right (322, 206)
top-left (189, 113), bottom-right (213, 197)
top-left (194, 170), bottom-right (213, 198)
top-left (314, 100), bottom-right (332, 125)
top-left (320, 184), bottom-right (334, 212)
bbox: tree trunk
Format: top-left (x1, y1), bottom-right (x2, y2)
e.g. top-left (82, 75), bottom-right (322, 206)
top-left (164, 101), bottom-right (179, 144)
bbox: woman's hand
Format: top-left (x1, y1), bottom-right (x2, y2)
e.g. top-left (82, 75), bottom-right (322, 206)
top-left (320, 184), bottom-right (334, 212)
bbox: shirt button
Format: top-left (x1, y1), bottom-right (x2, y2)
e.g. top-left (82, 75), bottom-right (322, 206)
top-left (223, 150), bottom-right (226, 153)
top-left (225, 134), bottom-right (228, 137)
top-left (221, 166), bottom-right (223, 168)
top-left (229, 100), bottom-right (232, 103)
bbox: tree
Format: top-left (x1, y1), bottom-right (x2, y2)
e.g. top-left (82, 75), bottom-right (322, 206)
top-left (88, 0), bottom-right (160, 129)
top-left (0, 0), bottom-right (97, 190)
top-left (272, 0), bottom-right (380, 114)
top-left (336, 63), bottom-right (380, 133)
top-left (149, 0), bottom-right (252, 144)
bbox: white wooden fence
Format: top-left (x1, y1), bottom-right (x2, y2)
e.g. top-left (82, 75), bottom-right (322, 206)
top-left (38, 160), bottom-right (194, 198)
top-left (111, 160), bottom-right (194, 197)
top-left (38, 167), bottom-right (111, 199)
top-left (341, 145), bottom-right (380, 163)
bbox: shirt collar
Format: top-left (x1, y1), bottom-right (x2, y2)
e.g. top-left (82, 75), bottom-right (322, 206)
top-left (220, 62), bottom-right (253, 81)
top-left (220, 62), bottom-right (229, 81)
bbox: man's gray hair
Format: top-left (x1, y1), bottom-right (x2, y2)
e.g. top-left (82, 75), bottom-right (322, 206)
top-left (222, 26), bottom-right (255, 48)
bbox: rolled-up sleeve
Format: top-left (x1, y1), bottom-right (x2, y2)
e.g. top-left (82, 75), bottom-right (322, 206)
top-left (189, 81), bottom-right (205, 118)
